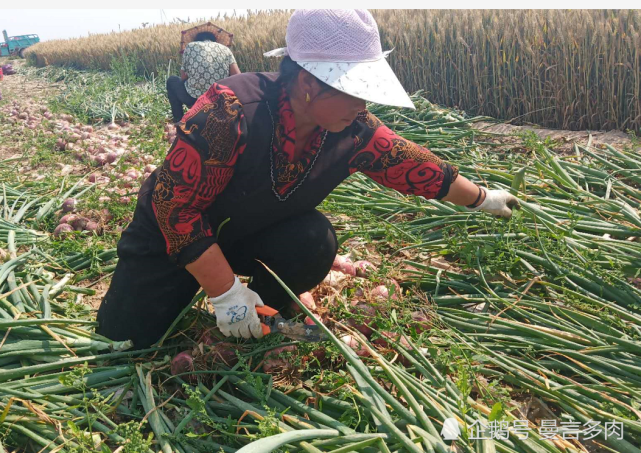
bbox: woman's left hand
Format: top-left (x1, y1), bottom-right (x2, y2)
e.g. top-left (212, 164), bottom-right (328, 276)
top-left (468, 189), bottom-right (520, 218)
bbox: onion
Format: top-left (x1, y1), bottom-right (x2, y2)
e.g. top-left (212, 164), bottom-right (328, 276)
top-left (332, 254), bottom-right (346, 271)
top-left (372, 331), bottom-right (397, 349)
top-left (88, 174), bottom-right (98, 183)
top-left (93, 154), bottom-right (107, 166)
top-left (207, 342), bottom-right (240, 367)
top-left (388, 279), bottom-right (402, 298)
top-left (61, 198), bottom-right (76, 213)
top-left (107, 122), bottom-right (120, 130)
top-left (144, 164), bottom-right (157, 173)
top-left (371, 285), bottom-right (390, 301)
top-left (290, 292), bottom-right (316, 314)
top-left (100, 208), bottom-right (113, 221)
top-left (53, 224), bottom-right (73, 237)
top-left (198, 327), bottom-right (221, 346)
top-left (332, 254), bottom-right (357, 276)
top-left (323, 270), bottom-right (350, 288)
top-left (354, 260), bottom-right (376, 278)
top-left (263, 345), bottom-right (297, 374)
top-left (70, 216), bottom-right (89, 231)
top-left (84, 221), bottom-right (100, 232)
top-left (105, 152), bottom-right (118, 164)
top-left (126, 169), bottom-right (141, 179)
top-left (0, 248), bottom-right (9, 262)
top-left (119, 196), bottom-right (131, 205)
top-left (170, 350), bottom-right (194, 375)
top-left (411, 311), bottom-right (431, 333)
top-left (347, 303), bottom-right (377, 337)
top-left (304, 316), bottom-right (316, 326)
top-left (371, 280), bottom-right (401, 301)
top-left (372, 331), bottom-right (411, 349)
top-left (309, 347), bottom-right (327, 363)
top-left (340, 334), bottom-right (370, 357)
top-left (59, 214), bottom-right (75, 224)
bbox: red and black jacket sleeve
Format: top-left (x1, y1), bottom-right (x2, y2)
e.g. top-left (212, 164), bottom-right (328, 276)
top-left (152, 84), bottom-right (248, 267)
top-left (348, 111), bottom-right (458, 200)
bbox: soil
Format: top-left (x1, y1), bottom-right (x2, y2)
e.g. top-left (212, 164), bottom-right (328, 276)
top-left (475, 121), bottom-right (635, 154)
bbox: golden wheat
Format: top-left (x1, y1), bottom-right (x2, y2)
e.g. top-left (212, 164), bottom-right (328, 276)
top-left (25, 10), bottom-right (641, 132)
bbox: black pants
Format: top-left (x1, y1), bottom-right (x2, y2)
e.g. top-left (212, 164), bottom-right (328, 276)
top-left (96, 209), bottom-right (337, 349)
top-left (166, 76), bottom-right (197, 123)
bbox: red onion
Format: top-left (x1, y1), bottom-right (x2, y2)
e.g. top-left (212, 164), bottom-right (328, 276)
top-left (332, 254), bottom-right (345, 271)
top-left (126, 169), bottom-right (141, 180)
top-left (263, 345), bottom-right (297, 374)
top-left (61, 198), bottom-right (76, 213)
top-left (207, 342), bottom-right (240, 367)
top-left (93, 154), bottom-right (107, 166)
top-left (84, 221), bottom-right (100, 232)
top-left (347, 303), bottom-right (377, 337)
top-left (354, 260), bottom-right (376, 278)
top-left (371, 285), bottom-right (390, 301)
top-left (59, 214), bottom-right (76, 224)
top-left (144, 164), bottom-right (157, 173)
top-left (372, 331), bottom-right (411, 349)
top-left (388, 279), bottom-right (402, 298)
top-left (290, 292), bottom-right (316, 314)
top-left (411, 311), bottom-right (431, 334)
top-left (323, 270), bottom-right (350, 288)
top-left (105, 152), bottom-right (118, 163)
top-left (340, 335), bottom-right (370, 357)
top-left (100, 208), bottom-right (113, 221)
top-left (171, 350), bottom-right (194, 375)
top-left (53, 224), bottom-right (73, 237)
top-left (198, 327), bottom-right (221, 345)
top-left (304, 316), bottom-right (316, 326)
top-left (309, 347), bottom-right (327, 363)
top-left (332, 254), bottom-right (357, 276)
top-left (371, 280), bottom-right (401, 301)
top-left (70, 216), bottom-right (89, 231)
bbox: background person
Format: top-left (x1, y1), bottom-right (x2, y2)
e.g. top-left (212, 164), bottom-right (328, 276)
top-left (166, 31), bottom-right (241, 122)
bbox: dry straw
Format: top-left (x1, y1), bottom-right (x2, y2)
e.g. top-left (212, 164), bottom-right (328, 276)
top-left (26, 9), bottom-right (641, 132)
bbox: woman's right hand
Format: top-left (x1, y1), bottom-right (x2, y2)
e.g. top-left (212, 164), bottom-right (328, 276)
top-left (209, 277), bottom-right (265, 339)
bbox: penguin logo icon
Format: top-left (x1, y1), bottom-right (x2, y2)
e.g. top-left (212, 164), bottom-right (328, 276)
top-left (441, 418), bottom-right (461, 440)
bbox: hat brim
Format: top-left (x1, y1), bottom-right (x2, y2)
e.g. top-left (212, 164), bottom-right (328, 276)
top-left (297, 58), bottom-right (415, 110)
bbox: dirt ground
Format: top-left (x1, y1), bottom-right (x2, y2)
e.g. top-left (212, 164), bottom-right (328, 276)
top-left (476, 121), bottom-right (635, 154)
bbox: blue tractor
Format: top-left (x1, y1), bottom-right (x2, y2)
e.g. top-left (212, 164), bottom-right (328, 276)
top-left (0, 30), bottom-right (40, 58)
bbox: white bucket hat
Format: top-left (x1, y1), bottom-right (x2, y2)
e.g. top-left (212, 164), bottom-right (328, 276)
top-left (264, 9), bottom-right (415, 110)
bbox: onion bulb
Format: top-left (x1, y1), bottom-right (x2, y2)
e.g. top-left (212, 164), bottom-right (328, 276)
top-left (171, 350), bottom-right (194, 375)
top-left (53, 224), bottom-right (73, 237)
top-left (61, 198), bottom-right (76, 213)
top-left (340, 335), bottom-right (370, 357)
top-left (354, 260), bottom-right (376, 277)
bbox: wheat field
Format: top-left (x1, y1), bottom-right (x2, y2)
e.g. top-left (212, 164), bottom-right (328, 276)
top-left (26, 10), bottom-right (641, 132)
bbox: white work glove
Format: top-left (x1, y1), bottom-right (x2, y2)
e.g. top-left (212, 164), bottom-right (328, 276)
top-left (467, 189), bottom-right (520, 218)
top-left (209, 277), bottom-right (265, 339)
